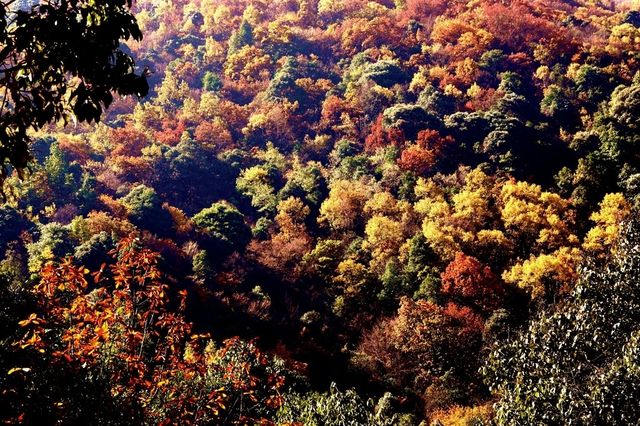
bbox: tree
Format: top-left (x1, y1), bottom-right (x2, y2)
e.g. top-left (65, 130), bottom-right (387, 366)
top-left (192, 201), bottom-right (251, 254)
top-left (382, 104), bottom-right (440, 140)
top-left (26, 222), bottom-right (75, 274)
top-left (540, 85), bottom-right (575, 123)
top-left (144, 135), bottom-right (236, 214)
top-left (120, 185), bottom-right (173, 236)
top-left (236, 164), bottom-right (281, 214)
top-left (279, 162), bottom-right (327, 208)
top-left (318, 179), bottom-right (371, 232)
top-left (9, 236), bottom-right (289, 424)
top-left (265, 57), bottom-right (305, 103)
top-left (499, 179), bottom-right (577, 252)
top-left (331, 257), bottom-right (376, 321)
top-left (583, 193), bottom-right (631, 255)
top-left (573, 64), bottom-right (613, 105)
top-left (277, 382), bottom-right (402, 426)
top-left (441, 252), bottom-right (505, 313)
top-left (249, 197), bottom-right (314, 279)
top-left (364, 215), bottom-right (405, 274)
top-left (355, 297), bottom-right (484, 411)
top-left (398, 129), bottom-right (454, 175)
top-left (484, 218), bottom-right (640, 424)
top-left (362, 60), bottom-right (407, 88)
top-left (365, 114), bottom-right (405, 152)
top-left (0, 0), bottom-right (148, 191)
top-left (609, 80), bottom-right (640, 133)
top-left (502, 246), bottom-right (582, 302)
top-left (398, 144), bottom-right (436, 175)
top-left (429, 404), bottom-right (493, 426)
top-left (201, 71), bottom-right (222, 92)
top-left (43, 142), bottom-right (70, 193)
top-left (397, 233), bottom-right (441, 302)
top-left (417, 85), bottom-right (457, 116)
top-left (228, 18), bottom-right (254, 53)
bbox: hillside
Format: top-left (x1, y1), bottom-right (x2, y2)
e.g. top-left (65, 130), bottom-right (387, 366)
top-left (2, 0), bottom-right (640, 424)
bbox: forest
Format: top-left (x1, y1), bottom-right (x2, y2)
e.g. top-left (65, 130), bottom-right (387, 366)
top-left (1, 0), bottom-right (640, 424)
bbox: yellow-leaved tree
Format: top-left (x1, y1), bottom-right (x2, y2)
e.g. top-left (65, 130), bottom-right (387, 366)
top-left (583, 193), bottom-right (632, 255)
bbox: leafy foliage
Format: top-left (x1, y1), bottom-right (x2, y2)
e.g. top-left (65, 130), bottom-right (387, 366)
top-left (192, 201), bottom-right (251, 254)
top-left (277, 383), bottom-right (406, 426)
top-left (0, 0), bottom-right (148, 192)
top-left (484, 218), bottom-right (640, 424)
top-left (6, 236), bottom-right (289, 424)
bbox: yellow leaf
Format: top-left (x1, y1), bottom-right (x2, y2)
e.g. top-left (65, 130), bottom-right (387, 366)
top-left (8, 367), bottom-right (31, 375)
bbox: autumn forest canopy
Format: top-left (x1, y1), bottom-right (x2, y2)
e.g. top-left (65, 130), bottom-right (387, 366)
top-left (2, 0), bottom-right (640, 424)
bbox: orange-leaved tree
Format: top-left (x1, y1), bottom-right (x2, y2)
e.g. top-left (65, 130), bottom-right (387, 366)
top-left (9, 235), bottom-right (287, 425)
